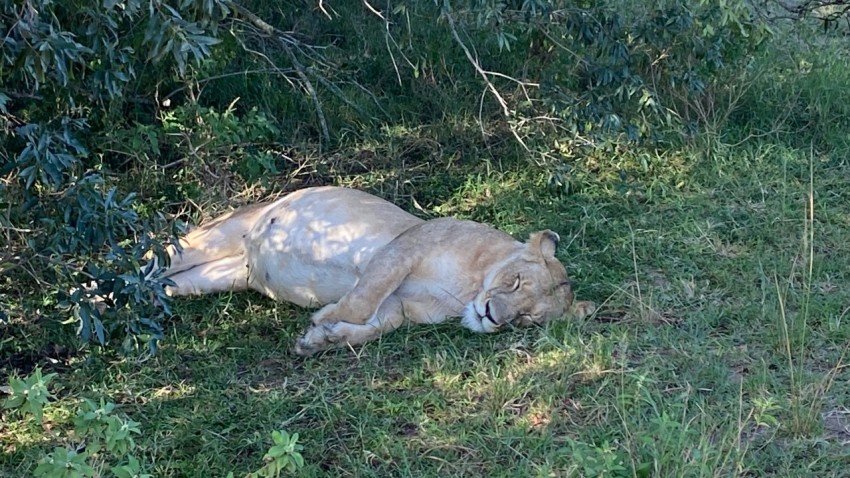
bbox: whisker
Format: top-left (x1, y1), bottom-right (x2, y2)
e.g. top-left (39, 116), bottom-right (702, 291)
top-left (438, 286), bottom-right (468, 308)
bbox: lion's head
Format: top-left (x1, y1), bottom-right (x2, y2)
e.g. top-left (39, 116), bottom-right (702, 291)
top-left (461, 230), bottom-right (576, 333)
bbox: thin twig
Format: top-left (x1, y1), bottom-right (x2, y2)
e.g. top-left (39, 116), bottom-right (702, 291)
top-left (163, 68), bottom-right (297, 102)
top-left (363, 0), bottom-right (385, 19)
top-left (441, 0), bottom-right (529, 150)
top-left (342, 80), bottom-right (389, 117)
top-left (228, 1), bottom-right (330, 144)
top-left (311, 73), bottom-right (375, 119)
top-left (442, 1), bottom-right (510, 117)
top-left (280, 41), bottom-right (330, 144)
top-left (317, 0), bottom-right (333, 19)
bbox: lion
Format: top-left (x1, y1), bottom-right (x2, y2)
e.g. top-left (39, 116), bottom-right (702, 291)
top-left (161, 186), bottom-right (594, 355)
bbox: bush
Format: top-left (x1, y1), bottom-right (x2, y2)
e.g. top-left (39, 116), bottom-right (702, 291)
top-left (1, 0), bottom-right (232, 353)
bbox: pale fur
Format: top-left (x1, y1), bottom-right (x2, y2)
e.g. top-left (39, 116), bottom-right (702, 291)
top-left (161, 186), bottom-right (594, 355)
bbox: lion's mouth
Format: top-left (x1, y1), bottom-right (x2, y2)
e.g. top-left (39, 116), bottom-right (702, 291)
top-left (482, 302), bottom-right (499, 326)
top-left (461, 300), bottom-right (501, 333)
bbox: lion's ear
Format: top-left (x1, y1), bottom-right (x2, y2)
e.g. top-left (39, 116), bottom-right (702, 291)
top-left (528, 230), bottom-right (559, 258)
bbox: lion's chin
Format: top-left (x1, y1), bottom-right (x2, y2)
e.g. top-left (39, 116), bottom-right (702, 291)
top-left (461, 302), bottom-right (499, 333)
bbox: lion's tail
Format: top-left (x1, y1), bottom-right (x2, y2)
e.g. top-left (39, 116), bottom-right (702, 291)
top-left (157, 202), bottom-right (272, 296)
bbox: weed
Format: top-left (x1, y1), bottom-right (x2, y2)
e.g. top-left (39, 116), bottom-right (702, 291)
top-left (2, 367), bottom-right (56, 426)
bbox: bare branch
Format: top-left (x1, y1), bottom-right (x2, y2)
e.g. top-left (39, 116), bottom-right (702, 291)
top-left (227, 1), bottom-right (330, 144)
top-left (162, 68), bottom-right (297, 103)
top-left (442, 1), bottom-right (511, 118)
top-left (442, 0), bottom-right (531, 150)
top-left (362, 0), bottom-right (385, 20)
top-left (279, 41), bottom-right (330, 144)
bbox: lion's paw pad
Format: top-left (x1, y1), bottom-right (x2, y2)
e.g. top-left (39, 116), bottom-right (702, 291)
top-left (293, 324), bottom-right (342, 356)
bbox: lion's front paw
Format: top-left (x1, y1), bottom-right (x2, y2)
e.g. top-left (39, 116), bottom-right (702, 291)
top-left (310, 303), bottom-right (342, 326)
top-left (293, 323), bottom-right (342, 356)
top-left (570, 300), bottom-right (597, 320)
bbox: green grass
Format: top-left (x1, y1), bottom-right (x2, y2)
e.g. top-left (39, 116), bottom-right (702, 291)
top-left (3, 138), bottom-right (849, 477)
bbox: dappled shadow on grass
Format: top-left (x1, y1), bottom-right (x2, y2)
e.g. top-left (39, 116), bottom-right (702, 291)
top-left (1, 281), bottom-right (620, 476)
top-left (120, 317), bottom-right (603, 476)
top-left (0, 304), bottom-right (708, 474)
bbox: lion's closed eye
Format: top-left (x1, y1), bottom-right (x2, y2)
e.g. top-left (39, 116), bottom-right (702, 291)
top-left (515, 313), bottom-right (538, 326)
top-left (511, 275), bottom-right (521, 291)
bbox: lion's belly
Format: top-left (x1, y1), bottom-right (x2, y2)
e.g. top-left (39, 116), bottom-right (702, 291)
top-left (243, 187), bottom-right (422, 307)
top-left (246, 224), bottom-right (399, 307)
top-left (252, 258), bottom-right (359, 307)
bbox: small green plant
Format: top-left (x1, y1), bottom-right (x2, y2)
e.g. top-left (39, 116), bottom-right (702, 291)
top-left (752, 393), bottom-right (782, 429)
top-left (225, 430), bottom-right (305, 478)
top-left (562, 438), bottom-right (630, 478)
top-left (247, 430), bottom-right (306, 478)
top-left (73, 398), bottom-right (142, 457)
top-left (31, 398), bottom-right (146, 478)
top-left (4, 371), bottom-right (149, 477)
top-left (32, 447), bottom-right (95, 478)
top-left (2, 367), bottom-right (57, 425)
top-left (4, 370), bottom-right (309, 477)
top-left (109, 456), bottom-right (150, 478)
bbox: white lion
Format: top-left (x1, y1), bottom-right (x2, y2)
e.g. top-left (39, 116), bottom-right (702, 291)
top-left (161, 186), bottom-right (594, 354)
